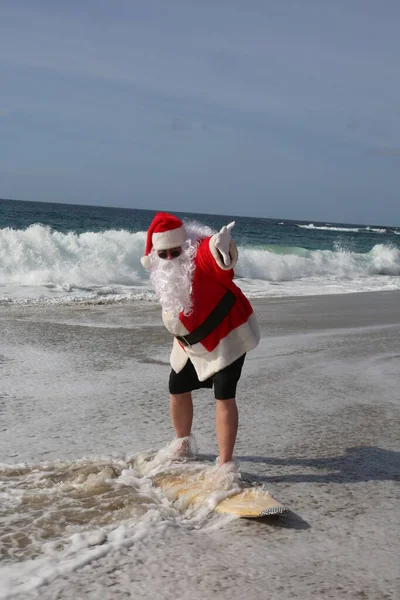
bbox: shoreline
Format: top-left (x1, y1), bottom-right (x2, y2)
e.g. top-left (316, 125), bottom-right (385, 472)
top-left (1, 288), bottom-right (398, 334)
top-left (1, 286), bottom-right (399, 312)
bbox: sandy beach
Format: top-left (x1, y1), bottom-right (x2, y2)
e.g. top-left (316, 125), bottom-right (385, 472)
top-left (1, 291), bottom-right (399, 599)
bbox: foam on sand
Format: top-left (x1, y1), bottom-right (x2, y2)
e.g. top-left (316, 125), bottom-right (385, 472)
top-left (0, 448), bottom-right (237, 600)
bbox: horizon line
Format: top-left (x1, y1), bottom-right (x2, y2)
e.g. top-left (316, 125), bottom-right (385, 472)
top-left (1, 196), bottom-right (398, 230)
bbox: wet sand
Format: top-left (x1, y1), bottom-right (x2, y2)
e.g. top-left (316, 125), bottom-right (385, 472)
top-left (0, 290), bottom-right (399, 599)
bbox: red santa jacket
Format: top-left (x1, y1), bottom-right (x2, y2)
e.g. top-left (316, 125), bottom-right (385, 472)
top-left (162, 234), bottom-right (260, 381)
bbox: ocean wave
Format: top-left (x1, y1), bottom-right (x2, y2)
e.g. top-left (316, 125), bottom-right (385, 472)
top-left (0, 225), bottom-right (399, 303)
top-left (297, 224), bottom-right (360, 233)
top-left (297, 223), bottom-right (390, 234)
top-left (365, 226), bottom-right (387, 234)
top-left (237, 244), bottom-right (400, 280)
top-left (0, 224), bottom-right (147, 288)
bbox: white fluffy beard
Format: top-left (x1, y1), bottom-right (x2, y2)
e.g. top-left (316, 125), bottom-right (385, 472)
top-left (149, 241), bottom-right (198, 317)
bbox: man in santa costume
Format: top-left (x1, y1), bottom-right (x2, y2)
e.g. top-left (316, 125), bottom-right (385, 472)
top-left (141, 212), bottom-right (260, 466)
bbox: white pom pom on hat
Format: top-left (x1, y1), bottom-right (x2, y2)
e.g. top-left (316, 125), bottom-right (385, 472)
top-left (140, 212), bottom-right (187, 269)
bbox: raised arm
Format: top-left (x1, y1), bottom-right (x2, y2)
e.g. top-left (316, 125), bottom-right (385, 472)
top-left (197, 222), bottom-right (239, 275)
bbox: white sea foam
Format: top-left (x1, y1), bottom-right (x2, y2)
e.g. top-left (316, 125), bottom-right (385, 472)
top-left (1, 225), bottom-right (399, 303)
top-left (0, 449), bottom-right (232, 600)
top-left (0, 224), bottom-right (146, 287)
top-left (297, 223), bottom-right (361, 232)
top-left (237, 243), bottom-right (400, 280)
top-left (365, 226), bottom-right (387, 234)
top-left (297, 223), bottom-right (389, 234)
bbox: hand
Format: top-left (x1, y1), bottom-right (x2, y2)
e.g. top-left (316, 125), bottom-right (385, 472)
top-left (214, 221), bottom-right (235, 266)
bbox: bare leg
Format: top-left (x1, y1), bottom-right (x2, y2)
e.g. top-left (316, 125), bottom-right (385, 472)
top-left (170, 392), bottom-right (193, 438)
top-left (215, 398), bottom-right (238, 465)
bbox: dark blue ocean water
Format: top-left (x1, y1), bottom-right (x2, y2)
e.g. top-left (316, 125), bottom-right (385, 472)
top-left (1, 198), bottom-right (399, 253)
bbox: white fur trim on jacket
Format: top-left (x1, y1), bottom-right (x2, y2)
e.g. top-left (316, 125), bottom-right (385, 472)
top-left (152, 225), bottom-right (187, 250)
top-left (209, 236), bottom-right (238, 270)
top-left (169, 312), bottom-right (260, 381)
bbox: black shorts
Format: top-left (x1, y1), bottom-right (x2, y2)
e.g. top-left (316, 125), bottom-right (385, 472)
top-left (169, 354), bottom-right (246, 400)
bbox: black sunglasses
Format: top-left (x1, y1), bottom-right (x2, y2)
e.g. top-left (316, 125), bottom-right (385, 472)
top-left (157, 248), bottom-right (182, 259)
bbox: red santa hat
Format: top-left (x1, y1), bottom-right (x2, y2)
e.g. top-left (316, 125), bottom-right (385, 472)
top-left (140, 212), bottom-right (187, 269)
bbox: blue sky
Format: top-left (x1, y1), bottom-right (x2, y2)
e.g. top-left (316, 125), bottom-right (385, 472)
top-left (1, 1), bottom-right (399, 224)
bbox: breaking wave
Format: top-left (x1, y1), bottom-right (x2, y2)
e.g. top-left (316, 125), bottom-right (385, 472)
top-left (1, 225), bottom-right (399, 303)
top-left (236, 244), bottom-right (400, 280)
top-left (297, 223), bottom-right (394, 234)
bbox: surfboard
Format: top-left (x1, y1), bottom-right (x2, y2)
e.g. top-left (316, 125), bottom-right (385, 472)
top-left (153, 471), bottom-right (287, 518)
top-left (215, 487), bottom-right (287, 517)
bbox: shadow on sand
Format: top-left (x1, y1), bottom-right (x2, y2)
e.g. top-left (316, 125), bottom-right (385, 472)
top-left (235, 446), bottom-right (400, 485)
top-left (198, 446), bottom-right (399, 485)
top-left (197, 446), bottom-right (399, 530)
